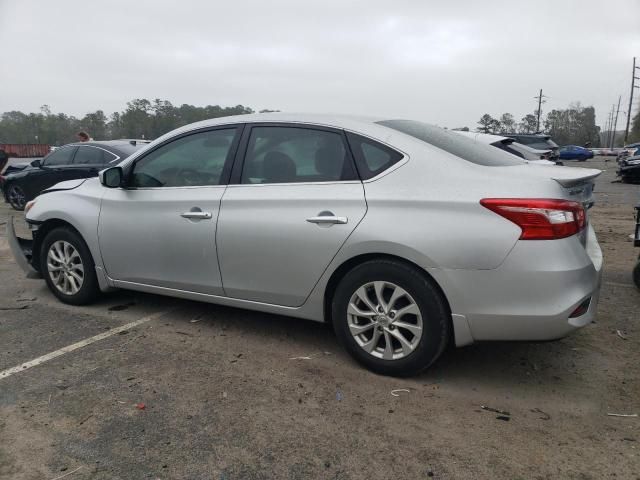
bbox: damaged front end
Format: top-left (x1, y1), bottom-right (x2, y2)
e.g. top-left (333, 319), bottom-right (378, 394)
top-left (6, 216), bottom-right (41, 278)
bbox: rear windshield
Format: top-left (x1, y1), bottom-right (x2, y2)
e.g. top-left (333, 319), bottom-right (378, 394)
top-left (377, 119), bottom-right (525, 166)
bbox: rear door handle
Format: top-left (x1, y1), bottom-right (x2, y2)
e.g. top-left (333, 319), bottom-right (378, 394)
top-left (181, 211), bottom-right (212, 220)
top-left (306, 215), bottom-right (348, 225)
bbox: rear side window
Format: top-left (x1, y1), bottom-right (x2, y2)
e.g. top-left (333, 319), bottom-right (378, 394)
top-left (43, 146), bottom-right (77, 166)
top-left (74, 146), bottom-right (117, 165)
top-left (241, 126), bottom-right (356, 184)
top-left (346, 132), bottom-right (404, 179)
top-left (377, 119), bottom-right (524, 167)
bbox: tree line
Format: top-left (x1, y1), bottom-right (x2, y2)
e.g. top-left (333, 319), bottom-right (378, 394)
top-left (473, 103), bottom-right (640, 147)
top-left (0, 99), bottom-right (275, 145)
top-left (2, 98), bottom-right (638, 147)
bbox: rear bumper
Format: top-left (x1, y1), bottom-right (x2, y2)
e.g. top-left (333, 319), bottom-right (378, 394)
top-left (6, 216), bottom-right (41, 278)
top-left (433, 224), bottom-right (603, 342)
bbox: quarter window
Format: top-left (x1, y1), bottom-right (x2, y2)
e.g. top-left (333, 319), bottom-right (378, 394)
top-left (131, 128), bottom-right (238, 188)
top-left (241, 126), bottom-right (356, 184)
top-left (346, 132), bottom-right (404, 179)
top-left (43, 146), bottom-right (77, 166)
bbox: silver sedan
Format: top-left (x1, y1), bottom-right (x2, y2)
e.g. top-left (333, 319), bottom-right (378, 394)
top-left (9, 114), bottom-right (603, 376)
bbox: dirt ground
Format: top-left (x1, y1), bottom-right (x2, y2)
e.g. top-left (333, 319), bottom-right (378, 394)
top-left (0, 157), bottom-right (638, 480)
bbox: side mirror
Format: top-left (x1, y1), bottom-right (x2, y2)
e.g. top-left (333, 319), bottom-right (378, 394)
top-left (99, 166), bottom-right (123, 188)
top-left (31, 159), bottom-right (42, 168)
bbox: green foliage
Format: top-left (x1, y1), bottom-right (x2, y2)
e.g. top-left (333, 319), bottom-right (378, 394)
top-left (498, 113), bottom-right (515, 133)
top-left (518, 114), bottom-right (538, 134)
top-left (0, 100), bottom-right (259, 145)
top-left (477, 114), bottom-right (496, 133)
top-left (544, 104), bottom-right (600, 147)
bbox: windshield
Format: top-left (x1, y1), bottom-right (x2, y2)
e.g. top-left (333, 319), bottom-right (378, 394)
top-left (376, 119), bottom-right (525, 166)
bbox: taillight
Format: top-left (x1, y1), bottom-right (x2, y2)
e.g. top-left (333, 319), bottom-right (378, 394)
top-left (480, 198), bottom-right (586, 240)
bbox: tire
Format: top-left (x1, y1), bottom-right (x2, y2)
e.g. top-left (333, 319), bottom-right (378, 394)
top-left (7, 184), bottom-right (26, 211)
top-left (40, 227), bottom-right (100, 305)
top-left (633, 258), bottom-right (640, 291)
top-left (331, 259), bottom-right (451, 376)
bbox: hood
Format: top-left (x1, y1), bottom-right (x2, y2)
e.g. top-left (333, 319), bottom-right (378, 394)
top-left (41, 178), bottom-right (88, 194)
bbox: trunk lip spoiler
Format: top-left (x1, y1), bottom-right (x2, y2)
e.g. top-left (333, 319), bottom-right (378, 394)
top-left (552, 170), bottom-right (601, 188)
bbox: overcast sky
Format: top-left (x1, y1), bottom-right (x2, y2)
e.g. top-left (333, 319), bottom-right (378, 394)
top-left (1, 0), bottom-right (639, 128)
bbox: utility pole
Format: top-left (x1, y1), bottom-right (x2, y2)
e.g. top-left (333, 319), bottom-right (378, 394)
top-left (534, 89), bottom-right (547, 132)
top-left (609, 105), bottom-right (616, 147)
top-left (624, 57), bottom-right (640, 144)
top-left (605, 107), bottom-right (613, 147)
top-left (611, 95), bottom-right (622, 148)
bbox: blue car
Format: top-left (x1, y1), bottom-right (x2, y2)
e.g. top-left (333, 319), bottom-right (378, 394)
top-left (558, 145), bottom-right (594, 161)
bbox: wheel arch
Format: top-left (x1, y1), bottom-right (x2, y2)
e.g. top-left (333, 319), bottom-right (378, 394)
top-left (32, 218), bottom-right (86, 270)
top-left (323, 253), bottom-right (453, 334)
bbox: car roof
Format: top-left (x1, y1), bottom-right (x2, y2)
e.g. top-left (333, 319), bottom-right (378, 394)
top-left (63, 140), bottom-right (149, 156)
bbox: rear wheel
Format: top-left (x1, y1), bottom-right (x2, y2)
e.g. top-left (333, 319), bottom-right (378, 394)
top-left (40, 227), bottom-right (100, 305)
top-left (7, 184), bottom-right (26, 210)
top-left (332, 259), bottom-right (450, 376)
top-left (633, 257), bottom-right (640, 290)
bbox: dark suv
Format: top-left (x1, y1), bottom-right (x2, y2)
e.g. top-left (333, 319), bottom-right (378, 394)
top-left (503, 134), bottom-right (559, 160)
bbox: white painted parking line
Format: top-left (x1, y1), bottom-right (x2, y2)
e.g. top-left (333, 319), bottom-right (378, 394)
top-left (0, 310), bottom-right (168, 380)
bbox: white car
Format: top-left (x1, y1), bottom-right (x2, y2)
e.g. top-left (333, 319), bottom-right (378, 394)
top-left (455, 131), bottom-right (557, 165)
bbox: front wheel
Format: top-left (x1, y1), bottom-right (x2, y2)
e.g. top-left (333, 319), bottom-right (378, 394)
top-left (7, 184), bottom-right (27, 210)
top-left (40, 227), bottom-right (100, 305)
top-left (332, 259), bottom-right (451, 376)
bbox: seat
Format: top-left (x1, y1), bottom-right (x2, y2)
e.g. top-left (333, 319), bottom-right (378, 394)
top-left (262, 151), bottom-right (296, 183)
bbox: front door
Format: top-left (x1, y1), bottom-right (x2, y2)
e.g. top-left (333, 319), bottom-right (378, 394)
top-left (217, 124), bottom-right (367, 307)
top-left (98, 127), bottom-right (241, 295)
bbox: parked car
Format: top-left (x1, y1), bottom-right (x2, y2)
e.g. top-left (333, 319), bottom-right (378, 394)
top-left (617, 142), bottom-right (640, 161)
top-left (617, 155), bottom-right (640, 183)
top-left (8, 114), bottom-right (603, 376)
top-left (559, 145), bottom-right (594, 161)
top-left (455, 131), bottom-right (558, 164)
top-left (503, 134), bottom-right (560, 160)
top-left (1, 140), bottom-right (148, 210)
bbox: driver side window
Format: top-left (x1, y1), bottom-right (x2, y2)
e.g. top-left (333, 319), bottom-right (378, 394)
top-left (131, 128), bottom-right (238, 188)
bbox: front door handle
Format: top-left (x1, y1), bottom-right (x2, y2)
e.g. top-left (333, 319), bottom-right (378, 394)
top-left (306, 213), bottom-right (348, 225)
top-left (181, 211), bottom-right (212, 220)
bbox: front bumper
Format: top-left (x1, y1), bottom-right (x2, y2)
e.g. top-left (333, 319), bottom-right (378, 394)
top-left (6, 216), bottom-right (41, 278)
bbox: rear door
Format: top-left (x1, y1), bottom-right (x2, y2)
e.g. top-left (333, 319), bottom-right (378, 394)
top-left (216, 123), bottom-right (367, 307)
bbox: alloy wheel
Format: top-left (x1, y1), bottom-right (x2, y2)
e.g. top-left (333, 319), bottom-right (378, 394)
top-left (47, 240), bottom-right (84, 295)
top-left (347, 281), bottom-right (423, 360)
top-left (8, 185), bottom-right (26, 210)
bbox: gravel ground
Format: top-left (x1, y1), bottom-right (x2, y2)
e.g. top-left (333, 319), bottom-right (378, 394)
top-left (0, 156), bottom-right (638, 480)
